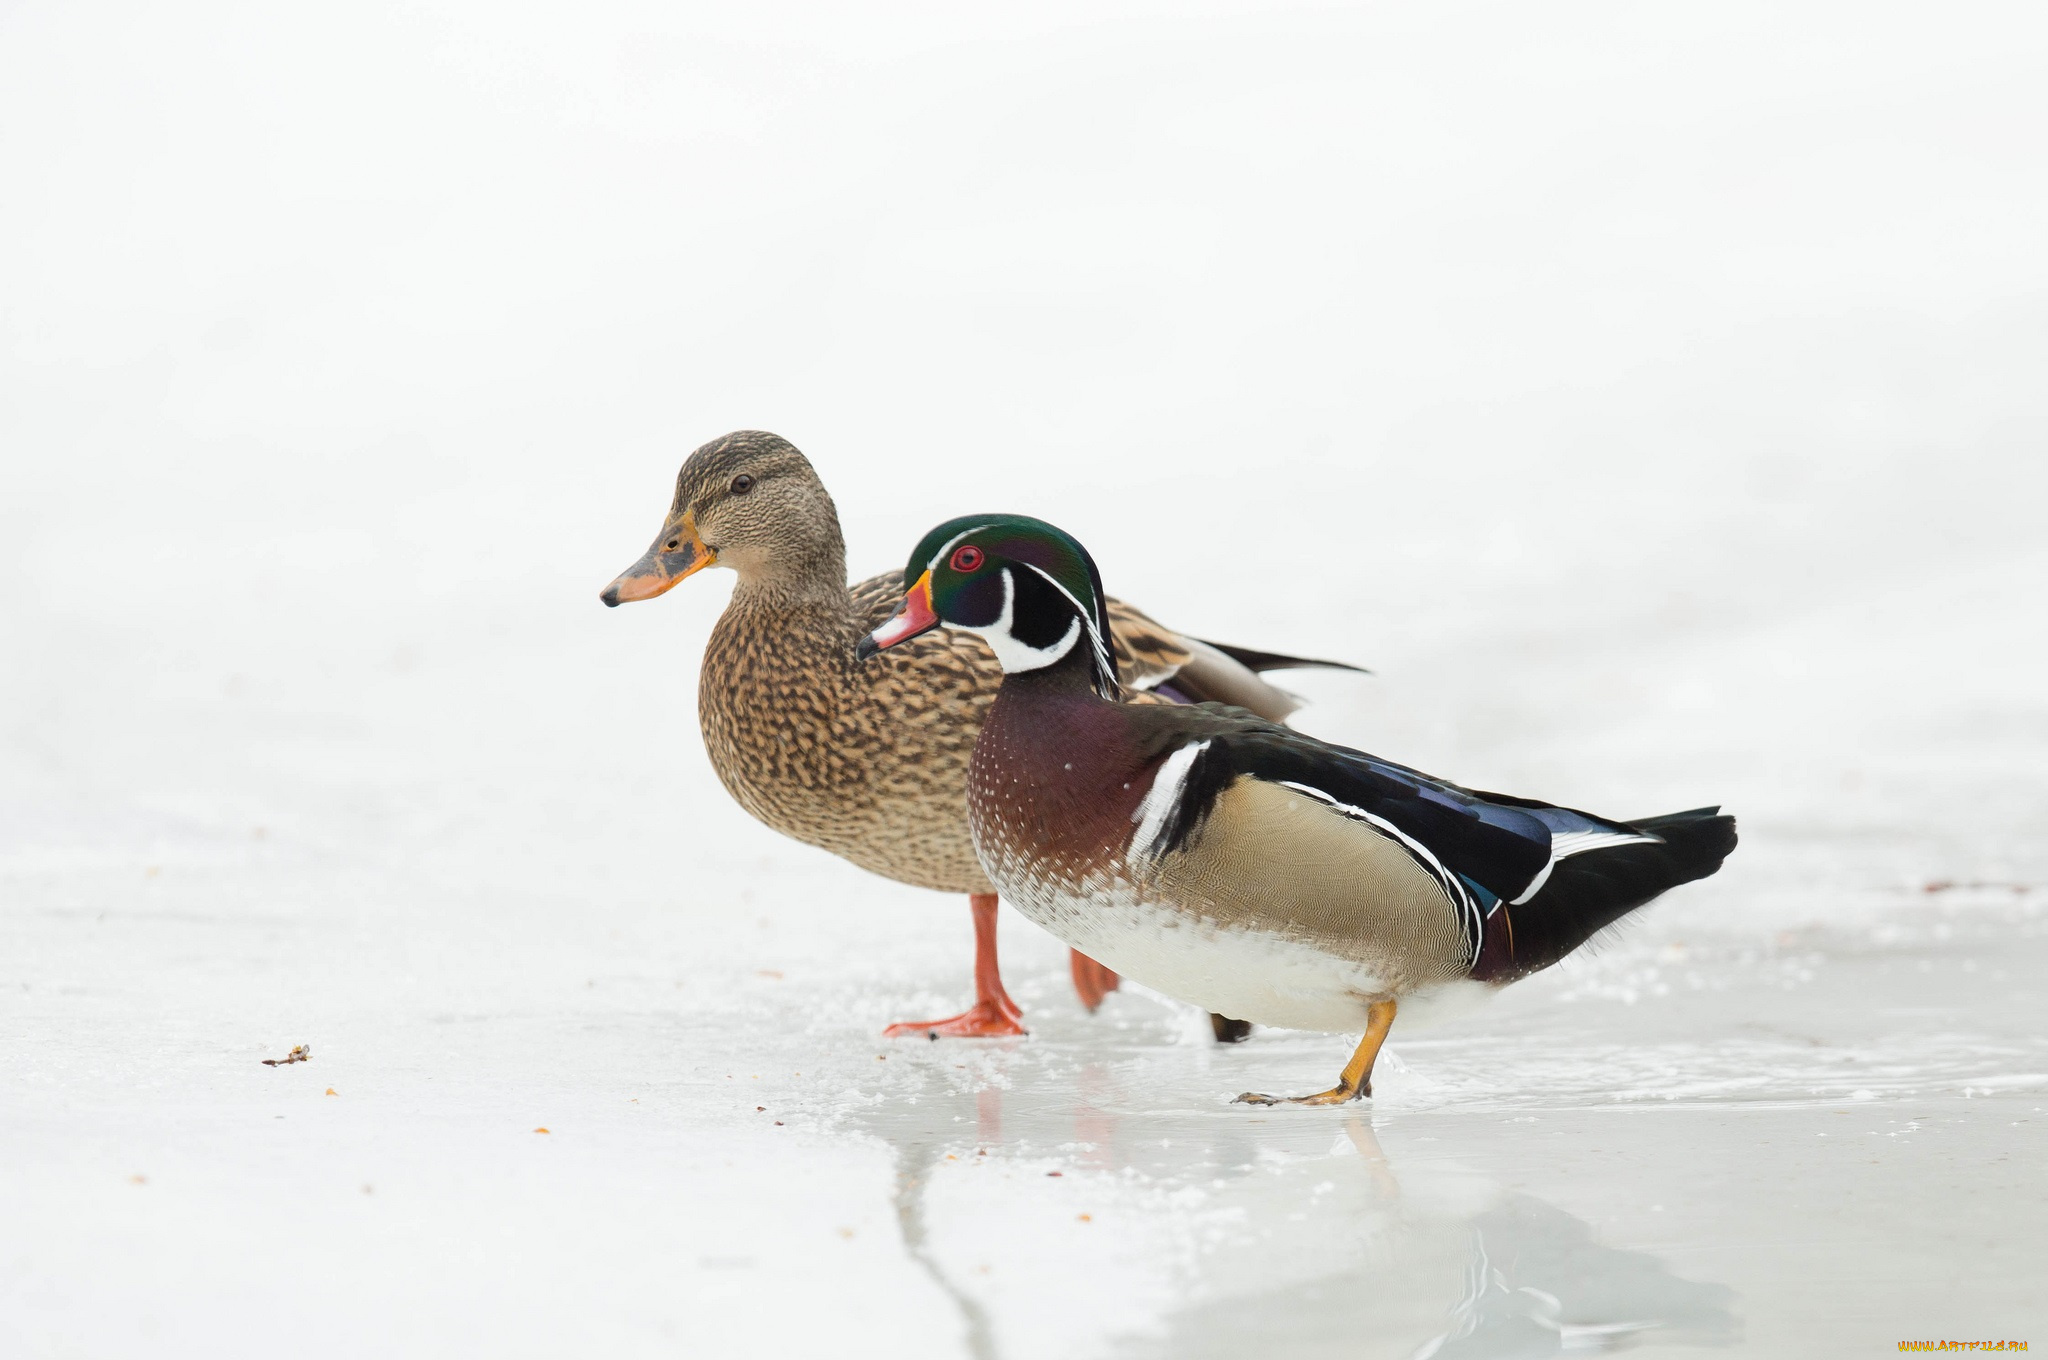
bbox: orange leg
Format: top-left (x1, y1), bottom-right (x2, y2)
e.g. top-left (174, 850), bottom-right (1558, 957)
top-left (1235, 999), bottom-right (1397, 1107)
top-left (1069, 950), bottom-right (1121, 1012)
top-left (884, 893), bottom-right (1028, 1038)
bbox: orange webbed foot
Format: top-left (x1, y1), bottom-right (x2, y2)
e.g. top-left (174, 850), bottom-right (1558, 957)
top-left (1069, 950), bottom-right (1121, 1012)
top-left (883, 997), bottom-right (1027, 1039)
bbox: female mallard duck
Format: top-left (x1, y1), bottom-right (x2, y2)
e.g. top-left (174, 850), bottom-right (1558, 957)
top-left (858, 513), bottom-right (1738, 1101)
top-left (600, 432), bottom-right (1359, 1039)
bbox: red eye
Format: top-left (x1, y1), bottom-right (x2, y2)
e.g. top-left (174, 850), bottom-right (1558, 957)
top-left (949, 545), bottom-right (984, 572)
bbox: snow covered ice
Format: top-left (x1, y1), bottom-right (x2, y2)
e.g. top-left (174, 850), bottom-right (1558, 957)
top-left (3, 1), bottom-right (2045, 1355)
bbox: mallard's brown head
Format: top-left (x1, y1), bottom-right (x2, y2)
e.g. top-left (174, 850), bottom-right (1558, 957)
top-left (601, 431), bottom-right (847, 605)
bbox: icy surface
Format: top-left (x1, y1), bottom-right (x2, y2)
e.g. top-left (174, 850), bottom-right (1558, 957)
top-left (4, 1), bottom-right (2046, 1355)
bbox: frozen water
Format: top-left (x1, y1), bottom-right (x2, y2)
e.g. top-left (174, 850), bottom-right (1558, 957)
top-left (4, 1), bottom-right (2046, 1355)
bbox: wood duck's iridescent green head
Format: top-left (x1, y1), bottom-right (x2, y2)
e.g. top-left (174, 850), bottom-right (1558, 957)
top-left (855, 514), bottom-right (1120, 696)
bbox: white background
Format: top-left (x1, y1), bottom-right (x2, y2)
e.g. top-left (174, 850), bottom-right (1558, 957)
top-left (4, 2), bottom-right (2044, 1356)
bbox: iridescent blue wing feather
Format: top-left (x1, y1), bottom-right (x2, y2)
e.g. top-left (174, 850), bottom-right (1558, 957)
top-left (1126, 704), bottom-right (1672, 965)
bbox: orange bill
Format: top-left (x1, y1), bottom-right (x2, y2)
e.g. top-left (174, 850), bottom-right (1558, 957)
top-left (601, 515), bottom-right (714, 606)
top-left (855, 571), bottom-right (938, 660)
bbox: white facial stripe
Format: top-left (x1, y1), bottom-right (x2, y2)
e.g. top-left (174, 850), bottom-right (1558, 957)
top-left (959, 567), bottom-right (1082, 673)
top-left (1129, 740), bottom-right (1211, 860)
top-left (1017, 560), bottom-right (1115, 687)
top-left (977, 614), bottom-right (1081, 672)
top-left (925, 524), bottom-right (992, 574)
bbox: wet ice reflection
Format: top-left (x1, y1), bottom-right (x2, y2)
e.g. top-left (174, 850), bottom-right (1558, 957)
top-left (1412, 1195), bottom-right (1738, 1357)
top-left (841, 1034), bottom-right (1738, 1360)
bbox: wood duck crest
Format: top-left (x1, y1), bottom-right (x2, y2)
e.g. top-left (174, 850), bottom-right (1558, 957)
top-left (603, 437), bottom-right (1366, 1043)
top-left (861, 512), bottom-right (1738, 1105)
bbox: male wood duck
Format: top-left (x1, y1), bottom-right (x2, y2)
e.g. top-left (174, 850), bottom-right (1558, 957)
top-left (600, 432), bottom-right (1360, 1039)
top-left (858, 514), bottom-right (1738, 1102)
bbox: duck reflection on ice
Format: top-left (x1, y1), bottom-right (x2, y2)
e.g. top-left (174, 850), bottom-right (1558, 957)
top-left (1413, 1185), bottom-right (1739, 1357)
top-left (1133, 1119), bottom-right (1738, 1359)
top-left (844, 1043), bottom-right (1738, 1359)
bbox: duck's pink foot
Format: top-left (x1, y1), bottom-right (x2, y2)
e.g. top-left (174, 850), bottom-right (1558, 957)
top-left (1069, 950), bottom-right (1122, 1012)
top-left (884, 997), bottom-right (1026, 1039)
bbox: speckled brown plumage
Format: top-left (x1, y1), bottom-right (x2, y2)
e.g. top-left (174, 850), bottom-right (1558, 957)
top-left (858, 513), bottom-right (1733, 1101)
top-left (697, 516), bottom-right (1203, 894)
top-left (699, 567), bottom-right (1003, 894)
top-left (605, 431), bottom-right (1343, 1037)
top-left (612, 430), bottom-right (1312, 903)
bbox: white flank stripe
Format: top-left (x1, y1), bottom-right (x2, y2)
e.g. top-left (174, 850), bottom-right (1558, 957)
top-left (1018, 561), bottom-right (1116, 690)
top-left (1128, 740), bottom-right (1211, 861)
top-left (1278, 779), bottom-right (1482, 967)
top-left (1507, 858), bottom-right (1555, 907)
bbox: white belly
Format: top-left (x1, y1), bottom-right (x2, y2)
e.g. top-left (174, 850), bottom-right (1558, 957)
top-left (996, 867), bottom-right (1481, 1033)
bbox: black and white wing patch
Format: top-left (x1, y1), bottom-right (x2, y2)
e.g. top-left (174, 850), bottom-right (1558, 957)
top-left (1128, 740), bottom-right (1212, 862)
top-left (1119, 717), bottom-right (1661, 966)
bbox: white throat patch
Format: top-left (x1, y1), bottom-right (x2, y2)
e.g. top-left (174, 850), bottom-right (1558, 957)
top-left (960, 568), bottom-right (1082, 673)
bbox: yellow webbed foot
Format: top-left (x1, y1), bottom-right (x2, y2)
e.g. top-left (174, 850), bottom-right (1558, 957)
top-left (1233, 999), bottom-right (1397, 1109)
top-left (1232, 1082), bottom-right (1368, 1107)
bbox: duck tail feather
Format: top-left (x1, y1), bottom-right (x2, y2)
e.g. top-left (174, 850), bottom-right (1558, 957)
top-left (1191, 637), bottom-right (1370, 675)
top-left (1474, 808), bottom-right (1737, 982)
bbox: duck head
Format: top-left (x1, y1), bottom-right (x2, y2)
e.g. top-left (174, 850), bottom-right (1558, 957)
top-left (856, 513), bottom-right (1121, 697)
top-left (601, 431), bottom-right (847, 605)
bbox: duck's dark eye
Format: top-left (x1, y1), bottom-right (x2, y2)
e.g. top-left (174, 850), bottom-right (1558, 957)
top-left (950, 545), bottom-right (984, 572)
top-left (730, 474), bottom-right (755, 495)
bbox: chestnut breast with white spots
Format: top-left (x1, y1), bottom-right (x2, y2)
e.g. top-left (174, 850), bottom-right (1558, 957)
top-left (966, 689), bottom-right (1491, 1032)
